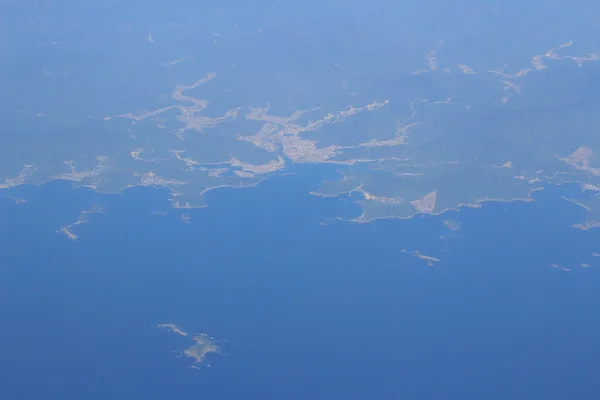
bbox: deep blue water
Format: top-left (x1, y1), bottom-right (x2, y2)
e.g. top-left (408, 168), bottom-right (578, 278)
top-left (1, 172), bottom-right (599, 400)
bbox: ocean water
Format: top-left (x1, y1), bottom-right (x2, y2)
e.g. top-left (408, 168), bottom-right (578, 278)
top-left (1, 171), bottom-right (599, 400)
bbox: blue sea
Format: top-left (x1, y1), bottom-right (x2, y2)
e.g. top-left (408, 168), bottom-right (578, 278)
top-left (1, 169), bottom-right (599, 399)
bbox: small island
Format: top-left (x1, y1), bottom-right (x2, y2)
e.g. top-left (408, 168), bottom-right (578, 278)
top-left (184, 334), bottom-right (220, 363)
top-left (156, 323), bottom-right (220, 365)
